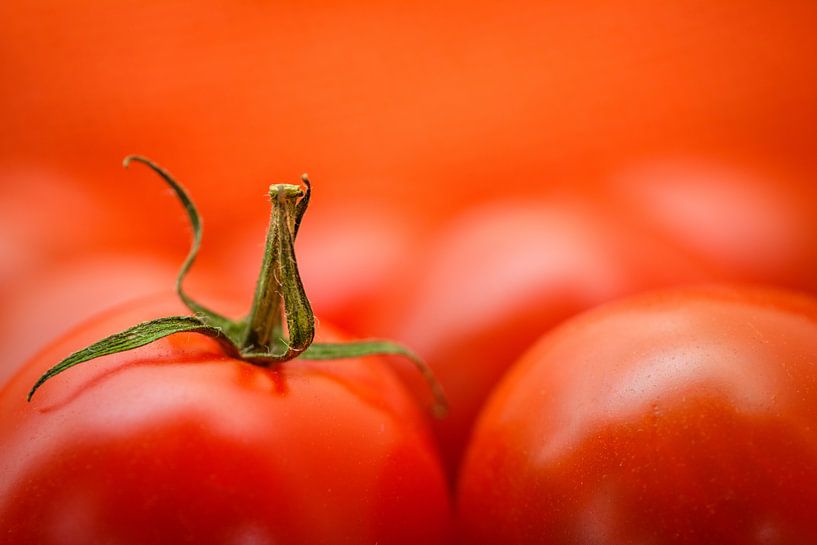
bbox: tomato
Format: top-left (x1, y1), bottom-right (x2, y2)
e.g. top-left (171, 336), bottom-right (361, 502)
top-left (458, 285), bottom-right (817, 544)
top-left (0, 156), bottom-right (452, 544)
top-left (0, 295), bottom-right (452, 545)
top-left (368, 155), bottom-right (817, 482)
top-left (365, 197), bottom-right (703, 478)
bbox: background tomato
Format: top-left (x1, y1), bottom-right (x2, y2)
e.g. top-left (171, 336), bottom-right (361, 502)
top-left (362, 197), bottom-right (704, 477)
top-left (458, 286), bottom-right (817, 544)
top-left (3, 1), bottom-right (816, 219)
top-left (0, 295), bottom-right (452, 545)
top-left (597, 157), bottom-right (817, 292)
top-left (364, 157), bottom-right (817, 481)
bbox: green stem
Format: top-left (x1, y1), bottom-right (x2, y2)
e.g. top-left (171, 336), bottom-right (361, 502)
top-left (240, 183), bottom-right (314, 360)
top-left (28, 159), bottom-right (447, 417)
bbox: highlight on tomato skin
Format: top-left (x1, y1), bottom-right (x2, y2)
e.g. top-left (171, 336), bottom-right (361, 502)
top-left (0, 296), bottom-right (453, 545)
top-left (457, 285), bottom-right (817, 545)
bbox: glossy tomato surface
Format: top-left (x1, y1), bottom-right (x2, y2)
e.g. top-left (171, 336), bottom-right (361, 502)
top-left (458, 286), bottom-right (817, 544)
top-left (0, 296), bottom-right (451, 545)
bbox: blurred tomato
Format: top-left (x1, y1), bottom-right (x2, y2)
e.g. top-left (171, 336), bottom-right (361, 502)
top-left (370, 158), bottom-right (817, 480)
top-left (0, 254), bottom-right (174, 384)
top-left (599, 157), bottom-right (817, 292)
top-left (365, 197), bottom-right (702, 477)
top-left (0, 162), bottom-right (230, 382)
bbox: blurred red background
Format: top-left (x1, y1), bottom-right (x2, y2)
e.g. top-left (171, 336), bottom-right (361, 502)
top-left (2, 1), bottom-right (817, 382)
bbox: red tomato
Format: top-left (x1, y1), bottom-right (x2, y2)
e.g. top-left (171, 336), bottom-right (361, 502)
top-left (369, 157), bottom-right (817, 482)
top-left (458, 286), bottom-right (817, 544)
top-left (0, 296), bottom-right (452, 545)
top-left (365, 198), bottom-right (703, 478)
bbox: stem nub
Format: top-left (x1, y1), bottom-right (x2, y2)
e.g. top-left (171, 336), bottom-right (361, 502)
top-left (240, 183), bottom-right (314, 361)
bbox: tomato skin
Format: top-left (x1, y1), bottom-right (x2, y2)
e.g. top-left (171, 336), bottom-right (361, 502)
top-left (458, 286), bottom-right (817, 545)
top-left (0, 296), bottom-right (451, 545)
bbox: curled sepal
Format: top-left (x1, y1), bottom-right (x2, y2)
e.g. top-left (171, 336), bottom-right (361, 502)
top-left (293, 174), bottom-right (312, 239)
top-left (302, 341), bottom-right (449, 419)
top-left (122, 156), bottom-right (236, 336)
top-left (28, 316), bottom-right (228, 401)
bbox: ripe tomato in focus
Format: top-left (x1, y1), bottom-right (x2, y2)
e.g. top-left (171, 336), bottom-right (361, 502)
top-left (0, 296), bottom-right (452, 545)
top-left (459, 286), bottom-right (817, 545)
top-left (367, 198), bottom-right (702, 478)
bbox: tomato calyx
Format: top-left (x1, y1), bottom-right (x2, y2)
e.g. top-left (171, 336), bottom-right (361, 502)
top-left (28, 156), bottom-right (447, 417)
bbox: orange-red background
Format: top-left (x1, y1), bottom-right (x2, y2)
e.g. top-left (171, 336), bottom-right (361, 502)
top-left (2, 1), bottom-right (817, 376)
